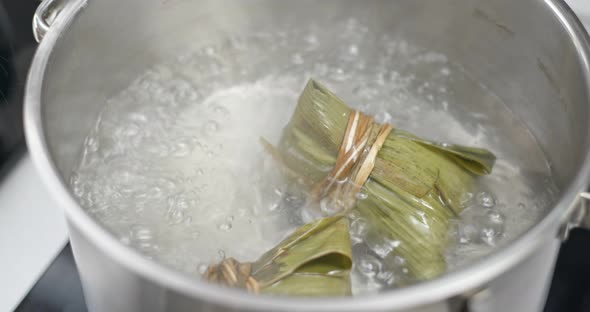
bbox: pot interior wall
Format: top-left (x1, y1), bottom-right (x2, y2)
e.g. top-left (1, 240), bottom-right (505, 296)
top-left (41, 0), bottom-right (589, 240)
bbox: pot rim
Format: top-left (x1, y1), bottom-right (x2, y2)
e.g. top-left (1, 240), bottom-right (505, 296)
top-left (24, 0), bottom-right (590, 310)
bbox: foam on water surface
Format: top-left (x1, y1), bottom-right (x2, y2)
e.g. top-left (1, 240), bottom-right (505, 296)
top-left (71, 18), bottom-right (558, 294)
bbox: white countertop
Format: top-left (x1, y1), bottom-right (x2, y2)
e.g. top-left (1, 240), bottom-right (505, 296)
top-left (569, 0), bottom-right (590, 21)
top-left (0, 155), bottom-right (68, 312)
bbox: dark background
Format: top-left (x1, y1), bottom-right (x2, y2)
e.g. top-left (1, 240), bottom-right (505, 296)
top-left (3, 1), bottom-right (590, 311)
top-left (0, 0), bottom-right (36, 179)
top-left (544, 229), bottom-right (590, 312)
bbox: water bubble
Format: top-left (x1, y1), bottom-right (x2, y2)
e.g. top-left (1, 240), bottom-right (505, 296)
top-left (268, 201), bottom-right (281, 212)
top-left (205, 47), bottom-right (216, 56)
top-left (138, 241), bottom-right (155, 252)
top-left (349, 44), bottom-right (359, 56)
top-left (300, 207), bottom-right (319, 224)
top-left (349, 218), bottom-right (369, 244)
top-left (137, 77), bottom-right (153, 91)
top-left (376, 270), bottom-right (395, 285)
top-left (203, 120), bottom-right (220, 135)
top-left (159, 178), bottom-right (177, 190)
top-left (212, 105), bottom-right (230, 116)
top-left (304, 35), bottom-right (319, 50)
top-left (375, 111), bottom-right (392, 124)
top-left (72, 180), bottom-right (85, 198)
top-left (291, 53), bottom-right (304, 65)
top-left (354, 86), bottom-right (379, 100)
top-left (314, 63), bottom-right (329, 76)
top-left (331, 68), bottom-right (348, 81)
top-left (320, 197), bottom-right (343, 216)
top-left (131, 225), bottom-right (153, 241)
top-left (120, 123), bottom-right (140, 137)
top-left (476, 192), bottom-right (496, 208)
top-left (70, 173), bottom-right (81, 187)
top-left (147, 143), bottom-right (170, 158)
top-left (391, 256), bottom-right (406, 268)
top-left (171, 83), bottom-right (199, 102)
top-left (217, 249), bottom-right (226, 259)
top-left (460, 192), bottom-right (474, 207)
top-left (357, 255), bottom-right (382, 278)
top-left (347, 211), bottom-right (360, 220)
top-left (173, 142), bottom-right (191, 157)
top-left (198, 264), bottom-right (208, 274)
top-left (479, 211), bottom-right (505, 246)
top-left (177, 198), bottom-right (190, 210)
top-left (285, 194), bottom-right (306, 209)
top-left (355, 61), bottom-right (366, 71)
top-left (85, 137), bottom-right (100, 152)
top-left (128, 112), bottom-right (148, 124)
top-left (346, 18), bottom-right (359, 31)
top-left (487, 210), bottom-right (505, 224)
top-left (167, 209), bottom-right (185, 224)
top-left (150, 186), bottom-right (164, 199)
top-left (456, 223), bottom-right (479, 244)
top-left (480, 227), bottom-right (501, 246)
top-left (367, 235), bottom-right (401, 259)
top-left (218, 222), bottom-right (232, 232)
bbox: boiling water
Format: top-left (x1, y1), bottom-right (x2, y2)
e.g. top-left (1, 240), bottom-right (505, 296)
top-left (71, 18), bottom-right (558, 295)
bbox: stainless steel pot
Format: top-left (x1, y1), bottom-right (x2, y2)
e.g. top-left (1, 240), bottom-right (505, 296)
top-left (24, 0), bottom-right (590, 311)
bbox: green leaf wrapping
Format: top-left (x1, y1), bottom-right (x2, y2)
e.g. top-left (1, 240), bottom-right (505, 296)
top-left (254, 217), bottom-right (352, 296)
top-left (395, 130), bottom-right (496, 175)
top-left (204, 217), bottom-right (353, 296)
top-left (276, 79), bottom-right (496, 281)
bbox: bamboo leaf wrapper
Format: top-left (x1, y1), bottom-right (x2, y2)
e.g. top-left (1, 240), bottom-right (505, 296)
top-left (205, 217), bottom-right (353, 296)
top-left (275, 79), bottom-right (496, 281)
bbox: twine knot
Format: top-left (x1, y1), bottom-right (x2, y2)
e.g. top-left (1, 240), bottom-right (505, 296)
top-left (312, 110), bottom-right (393, 213)
top-left (203, 258), bottom-right (260, 294)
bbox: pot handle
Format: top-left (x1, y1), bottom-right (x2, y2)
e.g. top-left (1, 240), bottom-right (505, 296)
top-left (559, 192), bottom-right (590, 240)
top-left (447, 287), bottom-right (491, 312)
top-left (32, 0), bottom-right (66, 42)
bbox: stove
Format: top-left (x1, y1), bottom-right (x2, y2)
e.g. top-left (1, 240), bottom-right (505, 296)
top-left (2, 1), bottom-right (590, 312)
